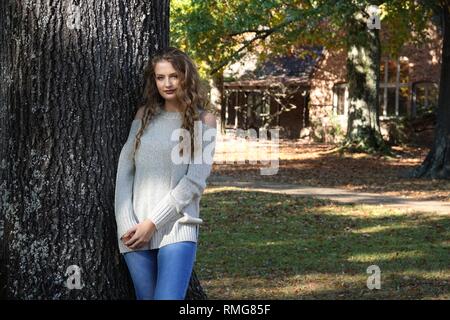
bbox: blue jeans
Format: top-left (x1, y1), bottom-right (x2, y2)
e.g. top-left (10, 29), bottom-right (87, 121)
top-left (122, 241), bottom-right (197, 300)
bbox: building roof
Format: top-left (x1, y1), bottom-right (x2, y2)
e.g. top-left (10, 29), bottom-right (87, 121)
top-left (224, 47), bottom-right (323, 89)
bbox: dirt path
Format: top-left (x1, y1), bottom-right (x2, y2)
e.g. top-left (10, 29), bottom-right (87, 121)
top-left (208, 176), bottom-right (450, 215)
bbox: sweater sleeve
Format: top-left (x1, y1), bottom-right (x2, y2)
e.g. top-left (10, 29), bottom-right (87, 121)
top-left (146, 121), bottom-right (217, 230)
top-left (114, 120), bottom-right (140, 238)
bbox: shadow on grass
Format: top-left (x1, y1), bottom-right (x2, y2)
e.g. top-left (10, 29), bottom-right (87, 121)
top-left (197, 189), bottom-right (450, 299)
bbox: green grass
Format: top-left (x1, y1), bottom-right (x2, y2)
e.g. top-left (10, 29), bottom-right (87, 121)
top-left (196, 187), bottom-right (450, 299)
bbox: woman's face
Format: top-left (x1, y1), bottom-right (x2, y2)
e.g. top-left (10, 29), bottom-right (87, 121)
top-left (154, 60), bottom-right (181, 101)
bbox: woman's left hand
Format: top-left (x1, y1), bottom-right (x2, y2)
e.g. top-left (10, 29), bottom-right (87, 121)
top-left (123, 219), bottom-right (156, 249)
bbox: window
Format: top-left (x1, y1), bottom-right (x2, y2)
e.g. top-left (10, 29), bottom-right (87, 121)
top-left (379, 57), bottom-right (410, 117)
top-left (333, 57), bottom-right (411, 118)
top-left (332, 83), bottom-right (348, 116)
top-left (224, 90), bottom-right (238, 127)
top-left (413, 81), bottom-right (439, 116)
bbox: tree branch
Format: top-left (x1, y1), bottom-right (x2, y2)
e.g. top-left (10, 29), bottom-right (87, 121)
top-left (209, 15), bottom-right (305, 75)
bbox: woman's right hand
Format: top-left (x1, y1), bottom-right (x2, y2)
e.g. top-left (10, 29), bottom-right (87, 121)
top-left (121, 230), bottom-right (135, 242)
top-left (123, 220), bottom-right (156, 249)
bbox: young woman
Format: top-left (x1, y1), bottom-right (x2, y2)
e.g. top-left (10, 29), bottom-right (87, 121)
top-left (114, 47), bottom-right (217, 300)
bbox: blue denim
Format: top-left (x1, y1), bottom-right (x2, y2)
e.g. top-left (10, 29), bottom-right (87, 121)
top-left (122, 241), bottom-right (197, 300)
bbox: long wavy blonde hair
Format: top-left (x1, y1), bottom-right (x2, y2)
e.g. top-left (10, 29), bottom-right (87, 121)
top-left (132, 47), bottom-right (214, 165)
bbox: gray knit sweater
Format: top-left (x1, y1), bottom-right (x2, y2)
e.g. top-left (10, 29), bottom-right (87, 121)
top-left (114, 108), bottom-right (217, 254)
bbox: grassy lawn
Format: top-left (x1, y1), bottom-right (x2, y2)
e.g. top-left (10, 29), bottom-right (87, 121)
top-left (196, 187), bottom-right (450, 300)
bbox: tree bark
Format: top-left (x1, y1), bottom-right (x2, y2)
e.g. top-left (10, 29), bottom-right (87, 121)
top-left (343, 12), bottom-right (389, 154)
top-left (209, 71), bottom-right (225, 134)
top-left (0, 0), bottom-right (207, 300)
top-left (412, 2), bottom-right (450, 179)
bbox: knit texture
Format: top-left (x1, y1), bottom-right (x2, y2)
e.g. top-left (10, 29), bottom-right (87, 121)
top-left (114, 108), bottom-right (217, 254)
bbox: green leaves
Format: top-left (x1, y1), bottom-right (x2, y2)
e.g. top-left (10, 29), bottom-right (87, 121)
top-left (170, 0), bottom-right (437, 78)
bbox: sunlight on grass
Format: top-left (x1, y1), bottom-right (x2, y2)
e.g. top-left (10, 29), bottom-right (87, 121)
top-left (347, 251), bottom-right (426, 263)
top-left (198, 188), bottom-right (450, 299)
top-left (353, 224), bottom-right (412, 234)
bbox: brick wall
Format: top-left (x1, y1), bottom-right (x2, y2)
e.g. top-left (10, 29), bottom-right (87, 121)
top-left (400, 27), bottom-right (442, 84)
top-left (307, 24), bottom-right (442, 143)
top-left (308, 48), bottom-right (348, 141)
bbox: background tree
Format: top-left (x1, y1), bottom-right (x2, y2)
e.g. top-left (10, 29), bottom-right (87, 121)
top-left (311, 1), bottom-right (387, 154)
top-left (0, 0), bottom-right (206, 299)
top-left (170, 0), bottom-right (307, 133)
top-left (299, 1), bottom-right (430, 153)
top-left (171, 0), bottom-right (434, 155)
top-left (412, 0), bottom-right (450, 179)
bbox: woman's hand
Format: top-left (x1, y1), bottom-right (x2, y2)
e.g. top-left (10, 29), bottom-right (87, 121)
top-left (121, 219), bottom-right (156, 250)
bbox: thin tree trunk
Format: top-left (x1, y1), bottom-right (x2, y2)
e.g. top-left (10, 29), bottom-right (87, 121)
top-left (343, 12), bottom-right (389, 154)
top-left (185, 270), bottom-right (208, 300)
top-left (0, 0), bottom-right (206, 300)
top-left (412, 3), bottom-right (450, 179)
top-left (209, 71), bottom-right (225, 134)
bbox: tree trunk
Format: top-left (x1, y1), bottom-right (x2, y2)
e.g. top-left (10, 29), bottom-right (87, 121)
top-left (412, 3), bottom-right (450, 179)
top-left (343, 12), bottom-right (389, 154)
top-left (209, 71), bottom-right (225, 134)
top-left (185, 270), bottom-right (208, 300)
top-left (0, 0), bottom-right (207, 300)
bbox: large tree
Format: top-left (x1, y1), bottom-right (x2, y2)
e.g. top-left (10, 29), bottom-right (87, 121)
top-left (321, 1), bottom-right (387, 153)
top-left (0, 0), bottom-right (206, 299)
top-left (412, 0), bottom-right (450, 179)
